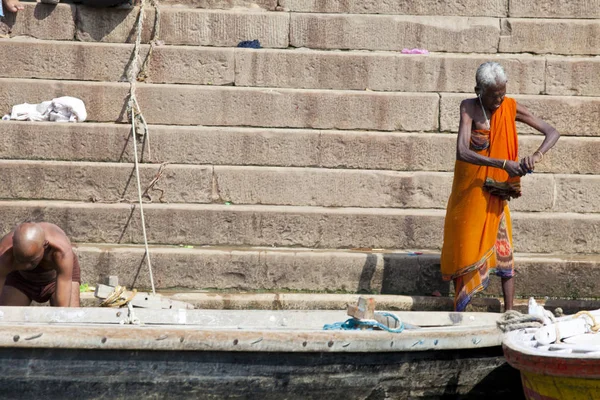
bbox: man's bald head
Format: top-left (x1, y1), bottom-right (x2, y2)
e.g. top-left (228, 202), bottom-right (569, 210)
top-left (13, 222), bottom-right (46, 265)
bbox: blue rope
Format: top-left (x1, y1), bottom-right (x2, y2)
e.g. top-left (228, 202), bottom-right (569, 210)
top-left (323, 311), bottom-right (405, 333)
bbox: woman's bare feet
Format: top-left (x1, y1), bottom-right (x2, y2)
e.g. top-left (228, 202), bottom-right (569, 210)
top-left (3, 0), bottom-right (25, 13)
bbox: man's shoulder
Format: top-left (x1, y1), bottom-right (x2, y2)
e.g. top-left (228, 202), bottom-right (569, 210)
top-left (42, 223), bottom-right (72, 253)
top-left (459, 97), bottom-right (478, 114)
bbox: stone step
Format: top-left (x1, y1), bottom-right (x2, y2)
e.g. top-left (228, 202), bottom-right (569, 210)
top-left (4, 40), bottom-right (600, 97)
top-left (0, 39), bottom-right (543, 95)
top-left (3, 160), bottom-right (599, 213)
top-left (72, 243), bottom-right (600, 299)
top-left (8, 40), bottom-right (600, 98)
top-left (208, 167), bottom-right (600, 214)
top-left (3, 40), bottom-right (599, 98)
top-left (0, 123), bottom-right (597, 175)
top-left (0, 160), bottom-right (213, 204)
top-left (2, 78), bottom-right (599, 135)
top-left (236, 50), bottom-right (546, 94)
top-left (0, 78), bottom-right (439, 131)
top-left (0, 201), bottom-right (598, 254)
top-left (4, 3), bottom-right (288, 46)
top-left (440, 93), bottom-right (600, 137)
top-left (6, 4), bottom-right (599, 55)
top-left (0, 39), bottom-right (235, 86)
top-left (281, 0), bottom-right (600, 19)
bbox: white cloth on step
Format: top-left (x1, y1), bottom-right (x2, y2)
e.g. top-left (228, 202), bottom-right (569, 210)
top-left (9, 97), bottom-right (87, 123)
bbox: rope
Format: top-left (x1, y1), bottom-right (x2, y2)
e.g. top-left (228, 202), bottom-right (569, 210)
top-left (323, 312), bottom-right (405, 333)
top-left (137, 0), bottom-right (161, 84)
top-left (574, 311), bottom-right (600, 333)
top-left (100, 285), bottom-right (138, 308)
top-left (125, 0), bottom-right (161, 294)
top-left (497, 310), bottom-right (544, 333)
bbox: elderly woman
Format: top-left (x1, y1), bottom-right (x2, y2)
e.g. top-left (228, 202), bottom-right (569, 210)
top-left (441, 62), bottom-right (560, 312)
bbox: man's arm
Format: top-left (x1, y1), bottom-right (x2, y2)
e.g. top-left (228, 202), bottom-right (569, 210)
top-left (456, 100), bottom-right (524, 177)
top-left (516, 103), bottom-right (560, 171)
top-left (53, 250), bottom-right (74, 307)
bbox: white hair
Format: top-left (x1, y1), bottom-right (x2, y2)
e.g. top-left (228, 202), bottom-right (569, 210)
top-left (476, 62), bottom-right (507, 89)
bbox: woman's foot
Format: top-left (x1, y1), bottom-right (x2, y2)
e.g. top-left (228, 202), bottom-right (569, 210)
top-left (3, 0), bottom-right (24, 13)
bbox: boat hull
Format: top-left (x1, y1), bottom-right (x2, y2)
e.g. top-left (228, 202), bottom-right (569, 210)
top-left (0, 346), bottom-right (522, 400)
top-left (503, 333), bottom-right (600, 400)
top-left (0, 307), bottom-right (524, 399)
top-left (518, 371), bottom-right (599, 400)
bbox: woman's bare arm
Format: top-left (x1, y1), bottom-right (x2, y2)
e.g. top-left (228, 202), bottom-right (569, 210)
top-left (516, 103), bottom-right (560, 171)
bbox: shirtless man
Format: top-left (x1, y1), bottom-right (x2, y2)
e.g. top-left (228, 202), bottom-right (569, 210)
top-left (0, 222), bottom-right (80, 307)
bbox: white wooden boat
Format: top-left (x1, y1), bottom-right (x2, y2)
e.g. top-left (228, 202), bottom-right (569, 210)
top-left (503, 300), bottom-right (600, 399)
top-left (0, 307), bottom-right (522, 399)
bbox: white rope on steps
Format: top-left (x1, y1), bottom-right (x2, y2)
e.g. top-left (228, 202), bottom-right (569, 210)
top-left (125, 0), bottom-right (161, 294)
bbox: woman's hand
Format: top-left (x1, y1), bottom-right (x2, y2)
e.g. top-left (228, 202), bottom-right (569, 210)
top-left (520, 153), bottom-right (542, 174)
top-left (504, 160), bottom-right (525, 177)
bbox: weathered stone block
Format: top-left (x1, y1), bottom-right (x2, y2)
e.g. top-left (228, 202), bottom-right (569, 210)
top-left (546, 56), bottom-right (600, 96)
top-left (133, 86), bottom-right (440, 131)
top-left (509, 0), bottom-right (600, 18)
top-left (5, 3), bottom-right (75, 40)
top-left (500, 18), bottom-right (600, 55)
top-left (317, 131), bottom-right (456, 172)
top-left (511, 174), bottom-right (555, 212)
top-left (512, 212), bottom-right (600, 254)
top-left (214, 167), bottom-right (454, 208)
top-left (160, 8), bottom-right (289, 47)
top-left (554, 175), bottom-right (600, 213)
top-left (290, 14), bottom-right (500, 52)
top-left (75, 5), bottom-right (156, 43)
top-left (0, 79), bottom-right (129, 123)
top-left (76, 245), bottom-right (387, 292)
top-left (0, 161), bottom-right (212, 203)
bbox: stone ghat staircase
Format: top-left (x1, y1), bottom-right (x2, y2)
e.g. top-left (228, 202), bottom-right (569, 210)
top-left (0, 0), bottom-right (599, 302)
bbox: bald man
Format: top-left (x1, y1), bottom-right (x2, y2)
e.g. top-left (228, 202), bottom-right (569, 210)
top-left (0, 222), bottom-right (80, 307)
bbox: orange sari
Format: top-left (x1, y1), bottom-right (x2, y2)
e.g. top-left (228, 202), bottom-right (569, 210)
top-left (441, 97), bottom-right (520, 311)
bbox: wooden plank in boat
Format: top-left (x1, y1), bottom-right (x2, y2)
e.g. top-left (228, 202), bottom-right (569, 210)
top-left (0, 307), bottom-right (500, 330)
top-left (0, 322), bottom-right (503, 352)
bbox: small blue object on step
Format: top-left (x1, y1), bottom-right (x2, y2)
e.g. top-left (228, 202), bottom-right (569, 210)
top-left (237, 40), bottom-right (262, 49)
top-left (323, 312), bottom-right (405, 333)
